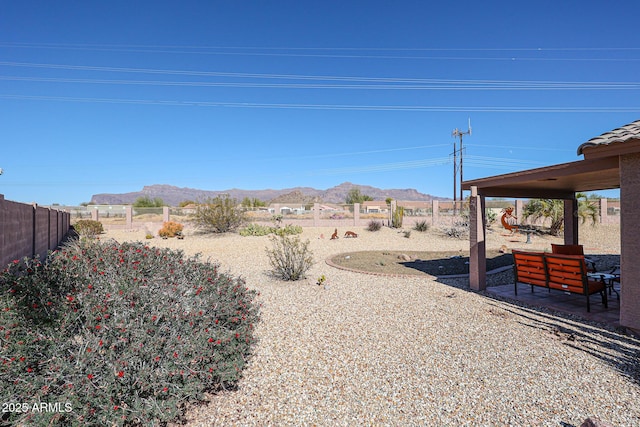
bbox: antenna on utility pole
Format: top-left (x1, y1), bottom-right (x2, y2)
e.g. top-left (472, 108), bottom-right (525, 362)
top-left (452, 119), bottom-right (471, 213)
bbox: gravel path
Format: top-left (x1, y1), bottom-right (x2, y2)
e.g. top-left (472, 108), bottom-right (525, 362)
top-left (103, 223), bottom-right (639, 426)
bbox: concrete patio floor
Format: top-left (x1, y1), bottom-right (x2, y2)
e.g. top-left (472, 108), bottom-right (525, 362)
top-left (486, 281), bottom-right (621, 328)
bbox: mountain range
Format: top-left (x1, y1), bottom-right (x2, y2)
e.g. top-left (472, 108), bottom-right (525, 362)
top-left (90, 182), bottom-right (447, 206)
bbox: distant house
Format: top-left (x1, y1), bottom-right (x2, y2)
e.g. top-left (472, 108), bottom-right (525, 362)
top-left (180, 203), bottom-right (198, 214)
top-left (396, 200), bottom-right (431, 216)
top-left (268, 205), bottom-right (307, 215)
top-left (361, 201), bottom-right (389, 213)
top-left (318, 204), bottom-right (340, 212)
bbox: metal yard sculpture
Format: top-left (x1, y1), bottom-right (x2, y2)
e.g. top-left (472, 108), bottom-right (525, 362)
top-left (501, 207), bottom-right (519, 234)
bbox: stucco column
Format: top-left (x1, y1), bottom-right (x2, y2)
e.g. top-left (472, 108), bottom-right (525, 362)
top-left (564, 197), bottom-right (578, 245)
top-left (353, 203), bottom-right (360, 226)
top-left (431, 200), bottom-right (439, 226)
top-left (125, 206), bottom-right (133, 229)
top-left (515, 199), bottom-right (524, 225)
top-left (469, 186), bottom-right (486, 291)
top-left (599, 198), bottom-right (608, 224)
top-left (163, 206), bottom-right (170, 223)
top-left (313, 203), bottom-right (320, 227)
top-left (620, 153), bottom-right (640, 333)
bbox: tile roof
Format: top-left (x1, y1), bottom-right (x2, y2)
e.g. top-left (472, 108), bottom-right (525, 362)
top-left (577, 119), bottom-right (640, 155)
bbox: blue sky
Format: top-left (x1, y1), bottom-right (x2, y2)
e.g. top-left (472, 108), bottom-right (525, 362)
top-left (1, 1), bottom-right (638, 205)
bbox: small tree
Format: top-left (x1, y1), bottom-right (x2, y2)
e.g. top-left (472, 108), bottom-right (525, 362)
top-left (133, 196), bottom-right (164, 208)
top-left (191, 196), bottom-right (246, 233)
top-left (345, 188), bottom-right (373, 204)
top-left (241, 197), bottom-right (267, 209)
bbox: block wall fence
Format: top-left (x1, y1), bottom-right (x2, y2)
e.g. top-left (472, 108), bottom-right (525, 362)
top-left (0, 194), bottom-right (71, 267)
top-left (89, 198), bottom-right (620, 232)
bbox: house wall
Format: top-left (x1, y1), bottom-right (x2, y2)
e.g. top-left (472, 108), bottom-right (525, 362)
top-left (620, 153), bottom-right (640, 332)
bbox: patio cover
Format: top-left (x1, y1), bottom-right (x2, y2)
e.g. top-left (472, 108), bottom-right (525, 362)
top-left (462, 156), bottom-right (620, 199)
top-left (461, 119), bottom-right (640, 334)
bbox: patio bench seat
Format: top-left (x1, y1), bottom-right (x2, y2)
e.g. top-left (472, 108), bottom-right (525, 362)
top-left (512, 250), bottom-right (607, 312)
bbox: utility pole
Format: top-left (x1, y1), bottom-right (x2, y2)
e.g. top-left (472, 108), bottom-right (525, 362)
top-left (452, 119), bottom-right (472, 214)
top-left (452, 138), bottom-right (457, 213)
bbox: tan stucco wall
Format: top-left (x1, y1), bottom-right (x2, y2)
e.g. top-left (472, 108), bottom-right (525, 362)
top-left (620, 153), bottom-right (640, 332)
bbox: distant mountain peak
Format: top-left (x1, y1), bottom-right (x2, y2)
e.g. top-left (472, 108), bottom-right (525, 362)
top-left (90, 183), bottom-right (446, 206)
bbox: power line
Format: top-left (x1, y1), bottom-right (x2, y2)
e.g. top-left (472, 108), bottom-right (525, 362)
top-left (2, 62), bottom-right (640, 89)
top-left (2, 43), bottom-right (640, 61)
top-left (3, 75), bottom-right (640, 90)
top-left (2, 94), bottom-right (640, 112)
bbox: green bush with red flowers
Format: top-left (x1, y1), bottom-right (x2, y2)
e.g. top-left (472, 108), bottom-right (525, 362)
top-left (0, 239), bottom-right (260, 426)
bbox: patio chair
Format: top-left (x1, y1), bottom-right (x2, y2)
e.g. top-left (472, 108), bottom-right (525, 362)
top-left (550, 244), bottom-right (597, 272)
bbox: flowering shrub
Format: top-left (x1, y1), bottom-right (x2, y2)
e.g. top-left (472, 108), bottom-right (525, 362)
top-left (0, 239), bottom-right (260, 426)
top-left (73, 219), bottom-right (104, 237)
top-left (158, 221), bottom-right (184, 238)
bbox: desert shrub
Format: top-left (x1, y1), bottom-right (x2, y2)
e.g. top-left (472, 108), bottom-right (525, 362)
top-left (0, 239), bottom-right (260, 426)
top-left (239, 223), bottom-right (273, 237)
top-left (391, 206), bottom-right (404, 229)
top-left (413, 220), bottom-right (430, 232)
top-left (274, 224), bottom-right (303, 236)
top-left (442, 224), bottom-right (469, 239)
top-left (239, 223), bottom-right (303, 237)
top-left (403, 230), bottom-right (412, 238)
top-left (266, 235), bottom-right (314, 281)
top-left (191, 196), bottom-right (246, 233)
top-left (158, 221), bottom-right (184, 238)
top-left (485, 209), bottom-right (497, 227)
top-left (73, 219), bottom-right (103, 237)
top-left (367, 220), bottom-right (382, 232)
top-left (133, 196), bottom-right (164, 208)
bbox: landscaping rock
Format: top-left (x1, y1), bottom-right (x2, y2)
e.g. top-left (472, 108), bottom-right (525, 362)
top-left (580, 417), bottom-right (614, 427)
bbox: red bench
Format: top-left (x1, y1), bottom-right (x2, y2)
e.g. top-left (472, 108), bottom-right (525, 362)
top-left (512, 250), bottom-right (607, 312)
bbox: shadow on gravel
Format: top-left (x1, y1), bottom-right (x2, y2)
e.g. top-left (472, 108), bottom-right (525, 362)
top-left (431, 252), bottom-right (640, 389)
top-left (484, 298), bottom-right (640, 388)
top-left (400, 252), bottom-right (513, 277)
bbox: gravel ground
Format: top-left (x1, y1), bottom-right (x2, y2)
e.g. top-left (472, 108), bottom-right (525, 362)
top-left (102, 223), bottom-right (639, 427)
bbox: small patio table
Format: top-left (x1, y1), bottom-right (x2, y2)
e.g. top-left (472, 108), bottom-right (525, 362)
top-left (588, 272), bottom-right (620, 300)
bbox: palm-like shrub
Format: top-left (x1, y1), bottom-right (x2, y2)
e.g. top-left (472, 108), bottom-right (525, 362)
top-left (522, 193), bottom-right (598, 236)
